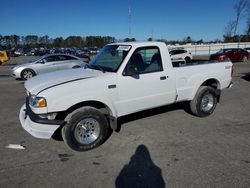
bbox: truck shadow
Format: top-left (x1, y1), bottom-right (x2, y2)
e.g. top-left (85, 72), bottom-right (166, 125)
top-left (115, 144), bottom-right (166, 188)
top-left (52, 102), bottom-right (190, 141)
top-left (241, 73), bottom-right (250, 82)
top-left (116, 102), bottom-right (190, 132)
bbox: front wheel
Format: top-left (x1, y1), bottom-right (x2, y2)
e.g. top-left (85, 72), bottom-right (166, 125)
top-left (62, 106), bottom-right (110, 151)
top-left (190, 86), bottom-right (217, 117)
top-left (185, 56), bottom-right (191, 62)
top-left (21, 69), bottom-right (35, 80)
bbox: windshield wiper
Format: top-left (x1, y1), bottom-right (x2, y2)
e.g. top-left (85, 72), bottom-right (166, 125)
top-left (91, 64), bottom-right (106, 73)
top-left (84, 64), bottom-right (106, 73)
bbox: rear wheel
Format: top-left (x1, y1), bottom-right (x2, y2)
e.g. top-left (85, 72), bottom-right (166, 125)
top-left (21, 69), bottom-right (35, 80)
top-left (190, 86), bottom-right (217, 117)
top-left (185, 56), bottom-right (191, 62)
top-left (62, 106), bottom-right (110, 151)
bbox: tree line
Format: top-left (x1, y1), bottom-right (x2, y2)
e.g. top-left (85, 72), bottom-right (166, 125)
top-left (224, 0), bottom-right (250, 42)
top-left (0, 35), bottom-right (116, 49)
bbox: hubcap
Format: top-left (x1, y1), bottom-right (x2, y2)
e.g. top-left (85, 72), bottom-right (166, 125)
top-left (201, 93), bottom-right (214, 112)
top-left (74, 118), bottom-right (100, 145)
top-left (23, 71), bottom-right (33, 79)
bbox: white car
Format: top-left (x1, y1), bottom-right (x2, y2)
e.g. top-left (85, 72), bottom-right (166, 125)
top-left (169, 48), bottom-right (192, 62)
top-left (19, 42), bottom-right (233, 151)
top-left (244, 47), bottom-right (250, 53)
top-left (11, 54), bottom-right (88, 80)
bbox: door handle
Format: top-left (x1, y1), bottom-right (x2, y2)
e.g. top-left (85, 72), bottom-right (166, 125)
top-left (160, 76), bottom-right (168, 80)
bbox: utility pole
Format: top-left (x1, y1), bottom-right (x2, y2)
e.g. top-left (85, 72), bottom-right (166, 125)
top-left (128, 0), bottom-right (132, 36)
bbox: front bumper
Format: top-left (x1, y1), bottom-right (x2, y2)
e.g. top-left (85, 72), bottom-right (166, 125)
top-left (19, 103), bottom-right (65, 139)
top-left (11, 68), bottom-right (21, 79)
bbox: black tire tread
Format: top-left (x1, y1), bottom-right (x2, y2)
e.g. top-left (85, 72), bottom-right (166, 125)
top-left (62, 106), bottom-right (110, 152)
top-left (190, 86), bottom-right (217, 117)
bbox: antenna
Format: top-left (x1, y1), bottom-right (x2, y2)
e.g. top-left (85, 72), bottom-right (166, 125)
top-left (128, 0), bottom-right (132, 36)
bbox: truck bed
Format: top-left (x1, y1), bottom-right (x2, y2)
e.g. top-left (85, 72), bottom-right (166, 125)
top-left (172, 59), bottom-right (223, 68)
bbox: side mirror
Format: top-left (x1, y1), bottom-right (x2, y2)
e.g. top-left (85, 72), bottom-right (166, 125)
top-left (39, 60), bottom-right (45, 64)
top-left (123, 65), bottom-right (139, 76)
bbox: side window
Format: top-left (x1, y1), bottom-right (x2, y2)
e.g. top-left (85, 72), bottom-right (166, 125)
top-left (169, 50), bottom-right (176, 55)
top-left (176, 50), bottom-right (185, 54)
top-left (126, 47), bottom-right (163, 74)
top-left (59, 55), bottom-right (77, 60)
top-left (58, 55), bottom-right (68, 61)
top-left (43, 56), bottom-right (58, 63)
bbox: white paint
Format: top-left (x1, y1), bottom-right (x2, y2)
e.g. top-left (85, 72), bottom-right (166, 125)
top-left (6, 144), bottom-right (25, 150)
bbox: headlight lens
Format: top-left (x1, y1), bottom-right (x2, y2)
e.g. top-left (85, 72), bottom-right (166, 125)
top-left (29, 95), bottom-right (47, 108)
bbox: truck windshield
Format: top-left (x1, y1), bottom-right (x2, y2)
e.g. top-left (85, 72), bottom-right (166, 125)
top-left (88, 45), bottom-right (131, 72)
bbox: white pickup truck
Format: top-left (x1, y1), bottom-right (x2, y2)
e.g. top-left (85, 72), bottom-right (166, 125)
top-left (19, 42), bottom-right (233, 151)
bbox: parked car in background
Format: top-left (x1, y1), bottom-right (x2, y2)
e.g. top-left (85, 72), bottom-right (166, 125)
top-left (244, 47), bottom-right (250, 53)
top-left (169, 48), bottom-right (192, 62)
top-left (210, 48), bottom-right (249, 63)
top-left (0, 50), bottom-right (9, 65)
top-left (11, 54), bottom-right (87, 80)
top-left (75, 53), bottom-right (91, 62)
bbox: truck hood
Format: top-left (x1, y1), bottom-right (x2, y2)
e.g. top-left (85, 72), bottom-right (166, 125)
top-left (25, 68), bottom-right (103, 94)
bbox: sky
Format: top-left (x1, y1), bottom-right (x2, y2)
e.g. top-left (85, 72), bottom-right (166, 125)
top-left (1, 0), bottom-right (248, 41)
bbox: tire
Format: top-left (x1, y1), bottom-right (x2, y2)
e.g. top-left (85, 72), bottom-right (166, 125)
top-left (62, 106), bottom-right (110, 151)
top-left (72, 65), bottom-right (81, 69)
top-left (243, 56), bottom-right (248, 63)
top-left (185, 57), bottom-right (191, 62)
top-left (190, 86), bottom-right (217, 117)
top-left (21, 69), bottom-right (35, 80)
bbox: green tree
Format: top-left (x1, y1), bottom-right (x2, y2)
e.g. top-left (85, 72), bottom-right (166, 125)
top-left (53, 37), bottom-right (64, 47)
top-left (124, 38), bottom-right (136, 42)
top-left (39, 35), bottom-right (50, 47)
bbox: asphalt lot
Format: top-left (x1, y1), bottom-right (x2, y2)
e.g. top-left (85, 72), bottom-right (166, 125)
top-left (0, 58), bottom-right (250, 188)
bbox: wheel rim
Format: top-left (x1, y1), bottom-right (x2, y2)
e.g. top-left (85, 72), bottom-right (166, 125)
top-left (74, 118), bottom-right (100, 145)
top-left (23, 70), bottom-right (33, 79)
top-left (201, 93), bottom-right (215, 112)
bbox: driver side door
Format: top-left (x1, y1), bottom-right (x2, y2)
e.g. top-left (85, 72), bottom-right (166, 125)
top-left (115, 46), bottom-right (176, 116)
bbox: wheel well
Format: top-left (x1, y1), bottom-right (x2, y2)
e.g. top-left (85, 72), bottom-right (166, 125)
top-left (201, 79), bottom-right (220, 90)
top-left (200, 79), bottom-right (221, 102)
top-left (56, 101), bottom-right (112, 121)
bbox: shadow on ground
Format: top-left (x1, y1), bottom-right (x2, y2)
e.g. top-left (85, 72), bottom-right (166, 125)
top-left (117, 102), bottom-right (189, 131)
top-left (52, 102), bottom-right (190, 141)
top-left (115, 145), bottom-right (166, 188)
top-left (241, 73), bottom-right (250, 82)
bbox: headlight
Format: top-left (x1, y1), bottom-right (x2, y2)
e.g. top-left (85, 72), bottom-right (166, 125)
top-left (29, 95), bottom-right (47, 108)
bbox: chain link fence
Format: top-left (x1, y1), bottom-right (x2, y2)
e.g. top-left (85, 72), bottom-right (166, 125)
top-left (169, 42), bottom-right (250, 56)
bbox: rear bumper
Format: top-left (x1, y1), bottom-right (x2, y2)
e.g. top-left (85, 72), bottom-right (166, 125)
top-left (19, 103), bottom-right (65, 139)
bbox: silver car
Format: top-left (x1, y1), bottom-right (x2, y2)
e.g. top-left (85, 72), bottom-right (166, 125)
top-left (11, 54), bottom-right (89, 80)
